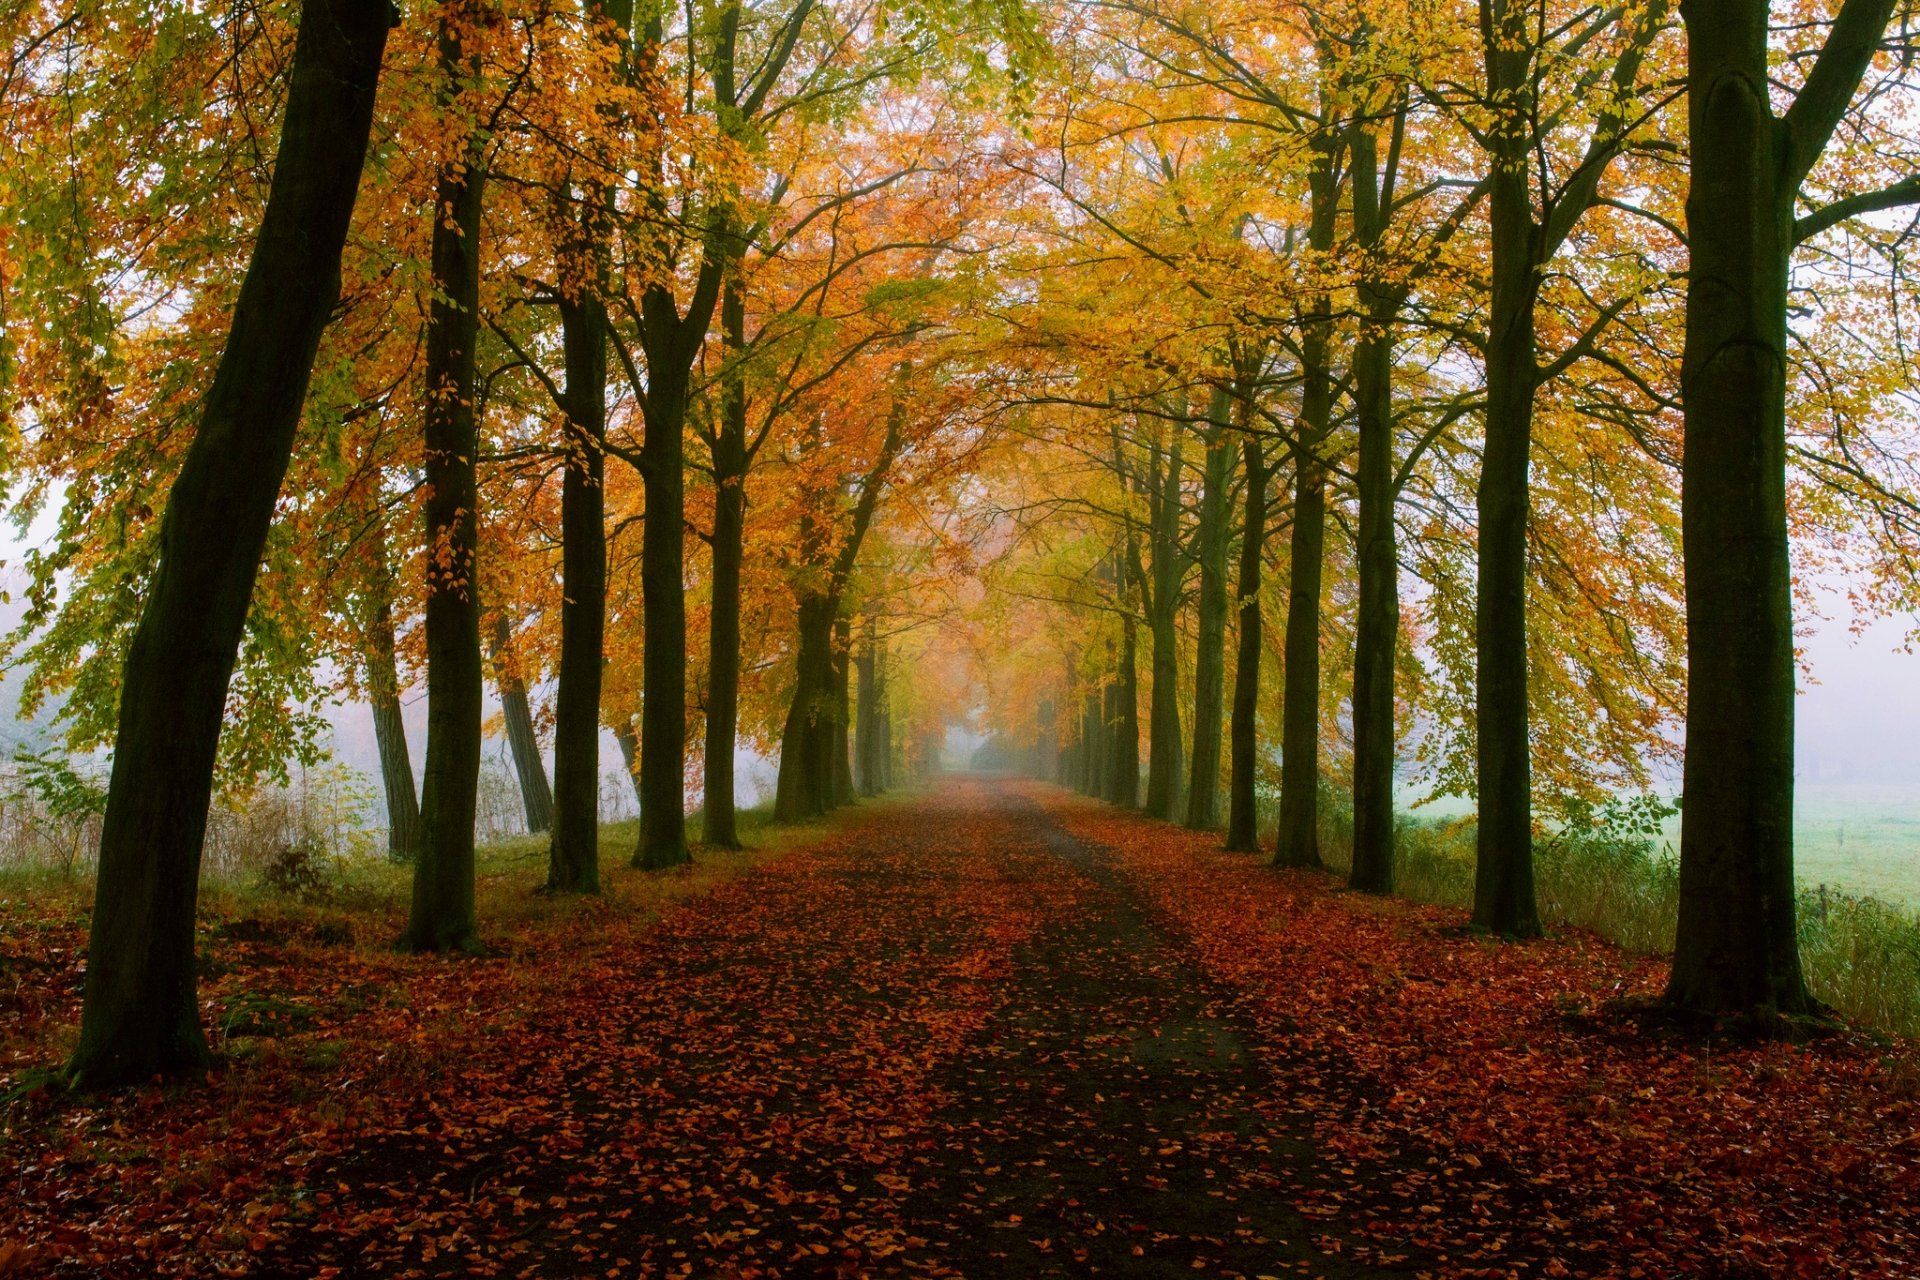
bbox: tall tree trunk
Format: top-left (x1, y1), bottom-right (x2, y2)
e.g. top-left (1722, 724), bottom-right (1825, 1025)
top-left (542, 0), bottom-right (630, 882)
top-left (1663, 0), bottom-right (1884, 1014)
top-left (1274, 446), bottom-right (1326, 870)
top-left (1348, 315), bottom-right (1399, 893)
top-left (488, 617), bottom-right (553, 835)
top-left (366, 589), bottom-right (422, 863)
top-left (1184, 390), bottom-right (1233, 830)
top-left (833, 614), bottom-right (855, 806)
top-left (1274, 140), bottom-right (1338, 871)
top-left (1105, 640), bottom-right (1121, 802)
top-left (1469, 0), bottom-right (1544, 937)
top-left (855, 617), bottom-right (880, 796)
top-left (545, 295), bottom-right (606, 890)
top-left (1083, 682), bottom-right (1104, 797)
top-left (633, 352), bottom-right (696, 867)
top-left (1143, 441), bottom-right (1185, 820)
top-left (66, 0), bottom-right (390, 1088)
top-left (703, 271), bottom-right (749, 847)
top-left (1113, 606), bottom-right (1141, 807)
top-left (877, 641), bottom-right (894, 791)
top-left (407, 8), bottom-right (490, 954)
top-left (1348, 121), bottom-right (1400, 895)
top-left (774, 593), bottom-right (839, 821)
top-left (1224, 438), bottom-right (1268, 853)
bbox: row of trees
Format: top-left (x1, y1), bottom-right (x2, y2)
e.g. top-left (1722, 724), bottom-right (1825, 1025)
top-left (2, 0), bottom-right (1010, 1085)
top-left (3, 0), bottom-right (1919, 1084)
top-left (971, 0), bottom-right (1920, 1017)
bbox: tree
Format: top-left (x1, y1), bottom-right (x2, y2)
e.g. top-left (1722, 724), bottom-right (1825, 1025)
top-left (406, 0), bottom-right (496, 954)
top-left (1183, 384), bottom-right (1234, 829)
top-left (1670, 0), bottom-right (1920, 1015)
top-left (65, 0), bottom-right (391, 1087)
top-left (1467, 0), bottom-right (1672, 936)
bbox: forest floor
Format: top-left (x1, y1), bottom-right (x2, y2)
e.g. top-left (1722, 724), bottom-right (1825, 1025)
top-left (2, 776), bottom-right (1919, 1278)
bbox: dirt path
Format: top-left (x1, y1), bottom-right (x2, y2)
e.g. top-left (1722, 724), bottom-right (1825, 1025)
top-left (256, 776), bottom-right (1471, 1279)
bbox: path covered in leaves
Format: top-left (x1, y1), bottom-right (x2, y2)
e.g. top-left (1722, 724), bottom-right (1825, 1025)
top-left (7, 776), bottom-right (1920, 1277)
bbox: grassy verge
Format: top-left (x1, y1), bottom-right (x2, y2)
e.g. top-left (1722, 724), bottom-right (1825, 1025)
top-left (0, 800), bottom-right (854, 1081)
top-left (1247, 784), bottom-right (1920, 1037)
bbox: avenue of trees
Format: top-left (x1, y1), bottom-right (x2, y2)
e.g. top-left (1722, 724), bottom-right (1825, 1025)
top-left (3, 0), bottom-right (1920, 1084)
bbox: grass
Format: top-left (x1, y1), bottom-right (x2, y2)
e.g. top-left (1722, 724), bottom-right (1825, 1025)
top-left (1248, 782), bottom-right (1920, 1037)
top-left (0, 798), bottom-right (869, 1082)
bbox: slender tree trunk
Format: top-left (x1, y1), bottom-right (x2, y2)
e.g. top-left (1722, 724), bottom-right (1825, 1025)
top-left (877, 642), bottom-right (893, 791)
top-left (545, 295), bottom-right (606, 891)
top-left (1143, 443), bottom-right (1185, 820)
top-left (1225, 439), bottom-right (1268, 853)
top-left (855, 618), bottom-right (880, 796)
top-left (367, 591), bottom-right (422, 863)
top-left (66, 0), bottom-right (389, 1088)
top-left (407, 6), bottom-right (490, 953)
top-left (774, 593), bottom-right (838, 821)
top-left (833, 614), bottom-right (855, 806)
top-left (1668, 0), bottom-right (1827, 1014)
top-left (703, 272), bottom-right (749, 847)
top-left (1184, 391), bottom-right (1233, 829)
top-left (1113, 607), bottom-right (1141, 807)
top-left (489, 617), bottom-right (553, 836)
top-left (1102, 656), bottom-right (1123, 804)
top-left (1083, 683), bottom-right (1104, 797)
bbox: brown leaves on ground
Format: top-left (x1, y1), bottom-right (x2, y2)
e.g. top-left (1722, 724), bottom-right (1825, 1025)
top-left (2, 777), bottom-right (1915, 1278)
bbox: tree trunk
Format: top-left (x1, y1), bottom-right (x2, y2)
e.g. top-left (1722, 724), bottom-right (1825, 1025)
top-left (366, 590), bottom-right (422, 863)
top-left (774, 593), bottom-right (839, 821)
top-left (545, 294), bottom-right (607, 892)
top-left (1105, 640), bottom-right (1121, 802)
top-left (1143, 442), bottom-right (1185, 820)
top-left (1274, 141), bottom-right (1338, 872)
top-left (489, 617), bottom-right (553, 836)
top-left (1667, 0), bottom-right (1826, 1014)
top-left (406, 7), bottom-right (490, 954)
top-left (833, 614), bottom-right (855, 806)
top-left (855, 618), bottom-right (881, 796)
top-left (1184, 391), bottom-right (1233, 829)
top-left (703, 272), bottom-right (749, 847)
top-left (1224, 439), bottom-right (1267, 853)
top-left (1348, 119), bottom-right (1402, 893)
top-left (1469, 0), bottom-right (1544, 937)
top-left (1113, 607), bottom-right (1141, 807)
top-left (66, 0), bottom-right (389, 1088)
top-left (1274, 446), bottom-right (1326, 870)
top-left (877, 642), bottom-right (894, 791)
top-left (1083, 683), bottom-right (1104, 797)
top-left (633, 354), bottom-right (695, 868)
top-left (613, 713), bottom-right (643, 809)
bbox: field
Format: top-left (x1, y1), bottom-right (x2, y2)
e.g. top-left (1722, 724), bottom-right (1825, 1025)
top-left (1791, 783), bottom-right (1920, 904)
